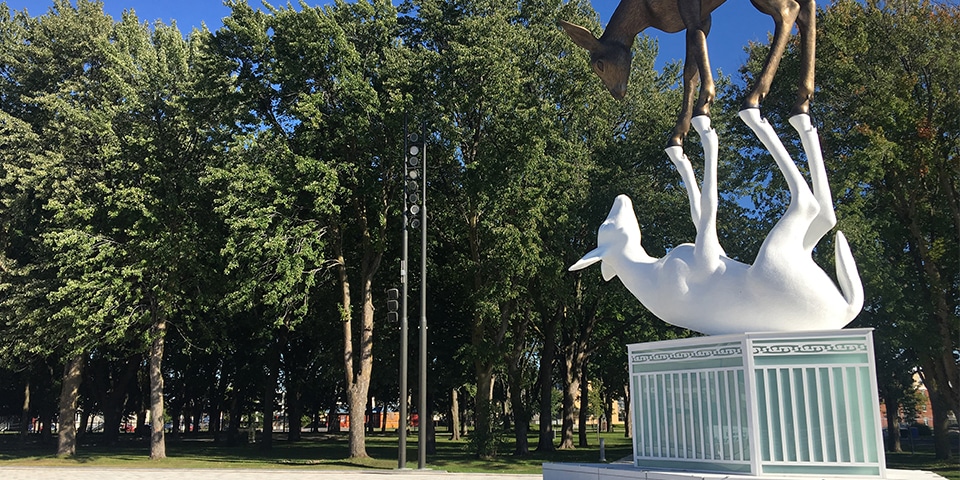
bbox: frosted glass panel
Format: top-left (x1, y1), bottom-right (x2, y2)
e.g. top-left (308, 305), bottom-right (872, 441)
top-left (628, 330), bottom-right (885, 477)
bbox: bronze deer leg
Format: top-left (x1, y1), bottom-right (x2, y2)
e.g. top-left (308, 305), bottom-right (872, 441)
top-left (670, 1), bottom-right (715, 147)
top-left (670, 66), bottom-right (699, 147)
top-left (682, 3), bottom-right (715, 117)
top-left (792, 0), bottom-right (816, 115)
top-left (741, 0), bottom-right (801, 110)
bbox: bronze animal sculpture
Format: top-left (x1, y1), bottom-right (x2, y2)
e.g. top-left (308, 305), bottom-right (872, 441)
top-left (559, 0), bottom-right (816, 147)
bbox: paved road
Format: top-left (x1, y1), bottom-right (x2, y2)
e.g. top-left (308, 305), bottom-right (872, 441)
top-left (0, 467), bottom-right (541, 480)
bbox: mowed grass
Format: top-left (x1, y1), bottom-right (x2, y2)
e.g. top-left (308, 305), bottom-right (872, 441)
top-left (0, 429), bottom-right (632, 474)
top-left (1, 429), bottom-right (957, 478)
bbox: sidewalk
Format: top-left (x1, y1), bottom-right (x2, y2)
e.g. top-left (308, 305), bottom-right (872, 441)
top-left (0, 466), bottom-right (542, 480)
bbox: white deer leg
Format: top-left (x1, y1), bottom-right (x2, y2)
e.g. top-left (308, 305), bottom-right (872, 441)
top-left (690, 115), bottom-right (723, 272)
top-left (789, 114), bottom-right (836, 253)
top-left (739, 109), bottom-right (819, 249)
top-left (665, 146), bottom-right (702, 230)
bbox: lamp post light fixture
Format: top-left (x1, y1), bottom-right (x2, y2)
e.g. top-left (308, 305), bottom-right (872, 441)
top-left (399, 116), bottom-right (428, 470)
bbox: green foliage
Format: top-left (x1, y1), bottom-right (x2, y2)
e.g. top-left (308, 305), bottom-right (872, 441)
top-left (4, 0), bottom-right (952, 466)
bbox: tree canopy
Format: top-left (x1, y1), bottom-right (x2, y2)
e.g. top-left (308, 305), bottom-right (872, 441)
top-left (0, 0), bottom-right (956, 463)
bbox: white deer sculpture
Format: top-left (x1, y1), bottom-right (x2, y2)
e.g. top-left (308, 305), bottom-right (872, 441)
top-left (570, 112), bottom-right (863, 335)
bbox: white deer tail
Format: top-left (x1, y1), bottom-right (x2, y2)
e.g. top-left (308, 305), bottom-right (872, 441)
top-left (834, 231), bottom-right (864, 319)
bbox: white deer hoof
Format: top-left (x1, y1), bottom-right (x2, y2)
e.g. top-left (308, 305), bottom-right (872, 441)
top-left (690, 115), bottom-right (712, 135)
top-left (788, 113), bottom-right (813, 133)
top-left (738, 108), bottom-right (765, 129)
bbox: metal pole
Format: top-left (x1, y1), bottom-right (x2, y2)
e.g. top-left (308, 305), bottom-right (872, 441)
top-left (417, 121), bottom-right (428, 470)
top-left (398, 117), bottom-right (410, 470)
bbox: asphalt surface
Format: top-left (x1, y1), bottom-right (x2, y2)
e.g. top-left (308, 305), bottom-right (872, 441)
top-left (0, 467), bottom-right (542, 480)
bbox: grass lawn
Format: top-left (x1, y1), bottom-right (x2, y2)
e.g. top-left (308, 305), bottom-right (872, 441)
top-left (1, 429), bottom-right (957, 478)
top-left (884, 433), bottom-right (960, 480)
top-left (0, 430), bottom-right (631, 474)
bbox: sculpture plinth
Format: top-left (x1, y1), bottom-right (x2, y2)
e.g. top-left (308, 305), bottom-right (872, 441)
top-left (542, 330), bottom-right (955, 480)
top-left (626, 329), bottom-right (884, 477)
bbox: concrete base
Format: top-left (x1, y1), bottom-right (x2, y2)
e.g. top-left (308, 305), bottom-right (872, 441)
top-left (542, 462), bottom-right (947, 480)
top-left (626, 330), bottom-right (887, 476)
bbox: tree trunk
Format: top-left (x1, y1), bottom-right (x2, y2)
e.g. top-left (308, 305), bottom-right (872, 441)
top-left (327, 404), bottom-right (341, 433)
top-left (426, 390), bottom-right (437, 455)
top-left (93, 356), bottom-right (139, 445)
top-left (260, 338), bottom-right (279, 450)
top-left (170, 405), bottom-right (182, 439)
top-left (287, 382), bottom-right (303, 441)
top-left (78, 411), bottom-right (89, 439)
top-left (559, 346), bottom-right (583, 450)
top-left (509, 389), bottom-right (529, 456)
top-left (380, 401), bottom-right (387, 433)
top-left (558, 293), bottom-right (597, 450)
top-left (149, 314), bottom-right (167, 460)
top-left (210, 409), bottom-right (221, 440)
top-left (559, 352), bottom-right (581, 449)
top-left (191, 404), bottom-right (203, 435)
top-left (226, 393), bottom-right (242, 445)
top-left (102, 405), bottom-right (122, 444)
top-left (604, 391), bottom-right (614, 433)
top-left (578, 370), bottom-right (589, 448)
top-left (904, 203), bottom-right (960, 422)
top-left (345, 377), bottom-right (370, 456)
top-left (19, 379), bottom-right (30, 447)
top-left (56, 354), bottom-right (84, 457)
top-left (928, 383), bottom-right (953, 460)
top-left (884, 397), bottom-right (902, 452)
top-left (450, 387), bottom-right (461, 441)
top-left (335, 211), bottom-right (382, 458)
top-left (460, 391), bottom-right (469, 438)
top-left (536, 310), bottom-right (559, 452)
top-left (502, 385), bottom-right (512, 432)
top-left (136, 410), bottom-right (147, 437)
top-left (209, 369), bottom-right (223, 441)
top-left (366, 396), bottom-right (374, 434)
top-left (507, 312), bottom-right (531, 456)
top-left (38, 406), bottom-right (52, 443)
top-left (473, 363), bottom-right (496, 458)
top-left (470, 299), bottom-right (514, 458)
top-left (180, 409), bottom-right (190, 436)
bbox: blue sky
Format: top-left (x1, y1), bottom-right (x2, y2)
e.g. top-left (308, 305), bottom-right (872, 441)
top-left (8, 0), bottom-right (771, 75)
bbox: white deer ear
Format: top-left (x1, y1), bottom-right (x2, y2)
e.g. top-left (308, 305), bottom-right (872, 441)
top-left (600, 261), bottom-right (617, 281)
top-left (569, 246), bottom-right (605, 271)
top-left (558, 20), bottom-right (602, 52)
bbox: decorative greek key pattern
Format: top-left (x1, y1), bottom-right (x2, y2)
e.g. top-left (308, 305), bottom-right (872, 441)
top-left (632, 345), bottom-right (742, 364)
top-left (753, 342), bottom-right (866, 356)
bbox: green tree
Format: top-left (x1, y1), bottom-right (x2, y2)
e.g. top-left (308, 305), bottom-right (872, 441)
top-left (728, 0), bottom-right (959, 459)
top-left (0, 0), bottom-right (222, 458)
top-left (408, 0), bottom-right (598, 456)
top-left (201, 0), bottom-right (407, 457)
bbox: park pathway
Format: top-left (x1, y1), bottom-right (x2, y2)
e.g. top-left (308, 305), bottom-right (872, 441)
top-left (0, 467), bottom-right (542, 480)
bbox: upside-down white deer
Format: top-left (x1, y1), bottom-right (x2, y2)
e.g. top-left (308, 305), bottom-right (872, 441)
top-left (569, 112), bottom-right (863, 335)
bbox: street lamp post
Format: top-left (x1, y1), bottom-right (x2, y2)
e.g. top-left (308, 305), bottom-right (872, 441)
top-left (400, 116), bottom-right (427, 469)
top-left (416, 121), bottom-right (428, 471)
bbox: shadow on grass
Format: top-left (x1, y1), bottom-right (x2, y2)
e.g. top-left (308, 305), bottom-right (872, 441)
top-left (2, 429), bottom-right (956, 477)
top-left (0, 429), bottom-right (630, 473)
